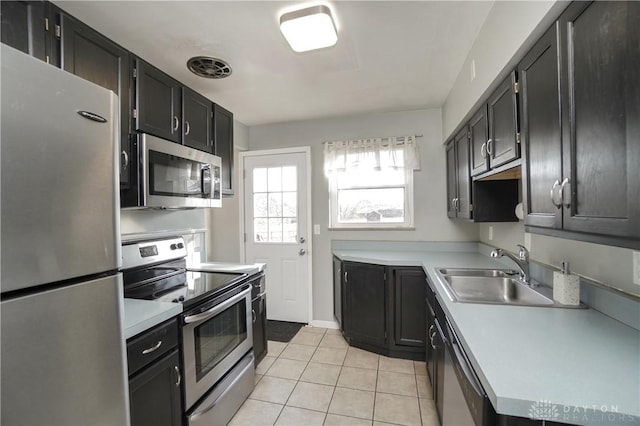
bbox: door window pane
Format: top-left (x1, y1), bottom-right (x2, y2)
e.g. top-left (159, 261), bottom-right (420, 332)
top-left (253, 166), bottom-right (298, 243)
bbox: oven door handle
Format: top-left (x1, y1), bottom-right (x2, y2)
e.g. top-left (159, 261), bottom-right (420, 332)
top-left (183, 285), bottom-right (251, 324)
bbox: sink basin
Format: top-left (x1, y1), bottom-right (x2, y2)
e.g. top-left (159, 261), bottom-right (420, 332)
top-left (438, 268), bottom-right (519, 278)
top-left (442, 275), bottom-right (554, 306)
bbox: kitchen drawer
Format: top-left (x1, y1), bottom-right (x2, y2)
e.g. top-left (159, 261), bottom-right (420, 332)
top-left (127, 318), bottom-right (179, 376)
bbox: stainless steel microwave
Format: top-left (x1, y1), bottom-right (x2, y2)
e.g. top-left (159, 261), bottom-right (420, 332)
top-left (122, 133), bottom-right (222, 209)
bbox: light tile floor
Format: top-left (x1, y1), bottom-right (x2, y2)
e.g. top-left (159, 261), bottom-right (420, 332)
top-left (229, 327), bottom-right (439, 426)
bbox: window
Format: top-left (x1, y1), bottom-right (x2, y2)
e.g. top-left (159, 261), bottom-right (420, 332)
top-left (252, 166), bottom-right (298, 242)
top-left (324, 136), bottom-right (419, 229)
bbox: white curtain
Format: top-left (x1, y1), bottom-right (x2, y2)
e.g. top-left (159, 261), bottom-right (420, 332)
top-left (323, 136), bottom-right (420, 176)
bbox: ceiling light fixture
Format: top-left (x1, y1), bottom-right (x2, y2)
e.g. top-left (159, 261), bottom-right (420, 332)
top-left (279, 4), bottom-right (338, 53)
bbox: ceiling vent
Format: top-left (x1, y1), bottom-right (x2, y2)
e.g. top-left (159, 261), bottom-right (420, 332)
top-left (187, 56), bottom-right (232, 79)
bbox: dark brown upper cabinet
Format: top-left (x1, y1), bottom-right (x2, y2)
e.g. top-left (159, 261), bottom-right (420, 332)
top-left (60, 13), bottom-right (132, 187)
top-left (519, 23), bottom-right (563, 230)
top-left (446, 127), bottom-right (472, 219)
top-left (182, 87), bottom-right (212, 153)
top-left (213, 103), bottom-right (235, 195)
top-left (134, 59), bottom-right (182, 144)
top-left (1, 1), bottom-right (47, 62)
top-left (469, 107), bottom-right (489, 176)
top-left (557, 1), bottom-right (639, 240)
top-left (469, 71), bottom-right (520, 178)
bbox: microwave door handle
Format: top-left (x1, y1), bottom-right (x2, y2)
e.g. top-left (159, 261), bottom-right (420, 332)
top-left (201, 165), bottom-right (211, 196)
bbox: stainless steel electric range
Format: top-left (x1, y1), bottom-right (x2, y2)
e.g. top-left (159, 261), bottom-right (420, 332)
top-left (122, 236), bottom-right (256, 426)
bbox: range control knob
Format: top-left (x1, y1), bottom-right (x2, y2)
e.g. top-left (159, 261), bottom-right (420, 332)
top-left (178, 296), bottom-right (185, 302)
top-left (177, 243), bottom-right (184, 249)
top-left (170, 243), bottom-right (178, 250)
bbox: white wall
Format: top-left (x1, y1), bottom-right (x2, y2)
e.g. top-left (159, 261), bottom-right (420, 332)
top-left (442, 0), bottom-right (566, 139)
top-left (248, 109), bottom-right (478, 322)
top-left (206, 120), bottom-right (250, 262)
top-left (121, 209), bottom-right (206, 236)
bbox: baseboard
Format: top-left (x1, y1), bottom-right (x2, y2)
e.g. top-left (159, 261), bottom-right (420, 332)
top-left (309, 319), bottom-right (340, 329)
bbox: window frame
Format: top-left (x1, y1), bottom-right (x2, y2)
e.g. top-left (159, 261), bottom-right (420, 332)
top-left (328, 167), bottom-right (415, 230)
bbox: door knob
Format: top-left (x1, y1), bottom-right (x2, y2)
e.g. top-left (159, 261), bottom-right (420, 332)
top-left (299, 236), bottom-right (306, 243)
top-left (299, 249), bottom-right (306, 256)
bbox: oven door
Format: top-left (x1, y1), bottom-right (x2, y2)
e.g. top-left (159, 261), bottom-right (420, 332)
top-left (182, 285), bottom-right (253, 409)
top-left (140, 133), bottom-right (222, 208)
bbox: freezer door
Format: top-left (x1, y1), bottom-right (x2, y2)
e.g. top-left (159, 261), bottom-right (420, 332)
top-left (1, 274), bottom-right (130, 426)
top-left (1, 44), bottom-right (121, 293)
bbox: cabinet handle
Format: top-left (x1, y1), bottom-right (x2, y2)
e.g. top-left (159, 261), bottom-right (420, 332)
top-left (486, 139), bottom-right (493, 155)
top-left (174, 366), bottom-right (181, 387)
top-left (455, 198), bottom-right (460, 211)
top-left (173, 116), bottom-right (180, 132)
top-left (451, 198), bottom-right (456, 210)
top-left (252, 309), bottom-right (257, 324)
top-left (121, 150), bottom-right (128, 171)
top-left (185, 120), bottom-right (191, 136)
top-left (141, 340), bottom-right (162, 355)
top-left (344, 271), bottom-right (348, 283)
top-left (550, 180), bottom-right (562, 208)
top-left (559, 177), bottom-right (570, 208)
top-left (481, 142), bottom-right (487, 159)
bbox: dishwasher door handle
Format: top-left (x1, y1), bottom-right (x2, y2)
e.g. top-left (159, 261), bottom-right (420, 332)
top-left (450, 339), bottom-right (484, 397)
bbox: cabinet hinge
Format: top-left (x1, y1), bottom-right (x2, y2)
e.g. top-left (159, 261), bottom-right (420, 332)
top-left (469, 204), bottom-right (473, 212)
top-left (44, 18), bottom-right (49, 31)
top-left (132, 109), bottom-right (137, 119)
top-left (55, 24), bottom-right (61, 40)
top-left (467, 131), bottom-right (471, 139)
top-left (514, 81), bottom-right (520, 94)
top-left (133, 68), bottom-right (137, 79)
top-left (384, 272), bottom-right (387, 281)
top-left (516, 132), bottom-right (521, 144)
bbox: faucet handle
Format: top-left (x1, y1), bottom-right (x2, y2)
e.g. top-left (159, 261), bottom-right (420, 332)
top-left (516, 244), bottom-right (529, 260)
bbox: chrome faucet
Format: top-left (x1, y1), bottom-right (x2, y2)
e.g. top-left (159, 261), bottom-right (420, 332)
top-left (491, 244), bottom-right (533, 286)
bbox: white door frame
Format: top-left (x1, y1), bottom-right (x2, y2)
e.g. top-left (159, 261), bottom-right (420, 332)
top-left (239, 147), bottom-right (313, 324)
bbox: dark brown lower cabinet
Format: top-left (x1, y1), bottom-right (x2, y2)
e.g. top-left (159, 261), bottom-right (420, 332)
top-left (252, 293), bottom-right (268, 366)
top-left (129, 349), bottom-right (182, 426)
top-left (339, 260), bottom-right (426, 360)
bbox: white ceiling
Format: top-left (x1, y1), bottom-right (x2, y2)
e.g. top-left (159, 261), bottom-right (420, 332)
top-left (55, 1), bottom-right (494, 126)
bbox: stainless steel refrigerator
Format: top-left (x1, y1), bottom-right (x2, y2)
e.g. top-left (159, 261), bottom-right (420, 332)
top-left (1, 45), bottom-right (130, 425)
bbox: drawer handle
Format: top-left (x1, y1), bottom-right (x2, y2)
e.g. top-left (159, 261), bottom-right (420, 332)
top-left (174, 366), bottom-right (181, 387)
top-left (141, 340), bottom-right (162, 355)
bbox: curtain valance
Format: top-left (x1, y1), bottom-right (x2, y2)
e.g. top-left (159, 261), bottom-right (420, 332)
top-left (323, 135), bottom-right (420, 176)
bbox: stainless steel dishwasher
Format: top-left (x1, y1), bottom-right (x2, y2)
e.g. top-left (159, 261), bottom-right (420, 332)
top-left (442, 318), bottom-right (495, 426)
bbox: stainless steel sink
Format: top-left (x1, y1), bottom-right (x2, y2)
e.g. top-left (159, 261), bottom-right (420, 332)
top-left (438, 268), bottom-right (519, 278)
top-left (436, 268), bottom-right (556, 306)
top-left (442, 275), bottom-right (554, 305)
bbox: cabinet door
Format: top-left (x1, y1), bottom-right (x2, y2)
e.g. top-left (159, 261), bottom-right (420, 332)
top-left (333, 256), bottom-right (342, 328)
top-left (135, 59), bottom-right (181, 144)
top-left (214, 103), bottom-right (235, 195)
top-left (488, 71), bottom-right (520, 168)
top-left (60, 14), bottom-right (132, 187)
top-left (183, 87), bottom-right (212, 152)
top-left (519, 23), bottom-right (563, 229)
top-left (469, 106), bottom-right (489, 176)
top-left (129, 349), bottom-right (182, 426)
top-left (390, 268), bottom-right (426, 348)
top-left (454, 126), bottom-right (472, 219)
top-left (445, 140), bottom-right (457, 218)
top-left (559, 1), bottom-right (640, 238)
top-left (252, 295), bottom-right (268, 366)
top-left (0, 1), bottom-right (46, 62)
top-left (343, 262), bottom-right (386, 346)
